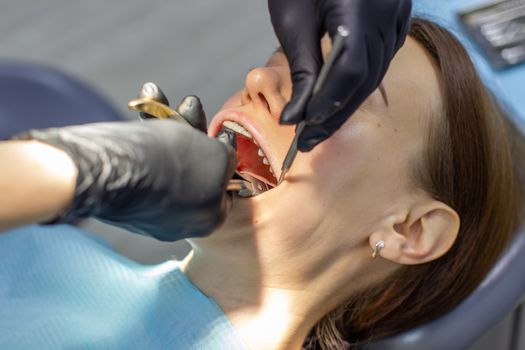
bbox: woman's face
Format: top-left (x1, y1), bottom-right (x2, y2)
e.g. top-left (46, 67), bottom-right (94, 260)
top-left (207, 36), bottom-right (442, 245)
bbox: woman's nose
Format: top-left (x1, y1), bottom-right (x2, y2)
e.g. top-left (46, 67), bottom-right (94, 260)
top-left (241, 67), bottom-right (287, 120)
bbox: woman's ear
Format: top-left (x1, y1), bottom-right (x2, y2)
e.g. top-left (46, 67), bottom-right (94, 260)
top-left (369, 201), bottom-right (460, 265)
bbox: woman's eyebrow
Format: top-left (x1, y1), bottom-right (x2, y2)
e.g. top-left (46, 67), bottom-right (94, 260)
top-left (378, 83), bottom-right (389, 107)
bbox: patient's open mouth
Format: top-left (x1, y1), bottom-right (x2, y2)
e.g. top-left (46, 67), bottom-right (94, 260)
top-left (221, 120), bottom-right (278, 191)
top-left (208, 108), bottom-right (282, 195)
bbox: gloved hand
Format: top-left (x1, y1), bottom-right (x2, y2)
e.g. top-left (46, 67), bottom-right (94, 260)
top-left (12, 119), bottom-right (237, 241)
top-left (268, 0), bottom-right (412, 151)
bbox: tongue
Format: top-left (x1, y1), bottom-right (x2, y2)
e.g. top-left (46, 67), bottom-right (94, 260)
top-left (235, 134), bottom-right (276, 186)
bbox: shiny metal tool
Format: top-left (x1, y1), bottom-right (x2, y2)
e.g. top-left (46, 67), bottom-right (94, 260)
top-left (277, 26), bottom-right (350, 185)
top-left (226, 178), bottom-right (270, 197)
top-left (129, 82), bottom-right (192, 125)
top-left (128, 82), bottom-right (258, 197)
top-left (129, 82), bottom-right (208, 132)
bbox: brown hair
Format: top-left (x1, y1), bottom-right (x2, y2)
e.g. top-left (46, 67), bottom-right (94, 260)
top-left (305, 18), bottom-right (525, 349)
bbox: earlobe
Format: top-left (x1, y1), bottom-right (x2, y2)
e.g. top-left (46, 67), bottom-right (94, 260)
top-left (369, 203), bottom-right (460, 265)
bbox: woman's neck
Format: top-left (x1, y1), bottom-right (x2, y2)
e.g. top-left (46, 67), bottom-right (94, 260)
top-left (180, 221), bottom-right (370, 350)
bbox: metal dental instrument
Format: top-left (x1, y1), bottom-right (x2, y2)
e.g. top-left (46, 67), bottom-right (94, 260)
top-left (226, 177), bottom-right (270, 197)
top-left (130, 82), bottom-right (208, 132)
top-left (277, 26), bottom-right (349, 185)
top-left (128, 82), bottom-right (193, 126)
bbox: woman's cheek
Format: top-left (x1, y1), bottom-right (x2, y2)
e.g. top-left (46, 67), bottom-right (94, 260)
top-left (218, 91), bottom-right (242, 111)
top-left (305, 120), bottom-right (380, 189)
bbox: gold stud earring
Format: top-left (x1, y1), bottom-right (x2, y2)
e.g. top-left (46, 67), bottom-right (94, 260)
top-left (372, 240), bottom-right (385, 259)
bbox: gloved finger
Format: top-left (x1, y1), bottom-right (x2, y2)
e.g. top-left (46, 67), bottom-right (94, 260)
top-left (297, 120), bottom-right (340, 152)
top-left (298, 51), bottom-right (384, 153)
top-left (138, 82), bottom-right (170, 120)
top-left (216, 128), bottom-right (238, 185)
top-left (395, 0), bottom-right (413, 52)
top-left (175, 95), bottom-right (207, 132)
top-left (304, 0), bottom-right (412, 126)
top-left (268, 0), bottom-right (323, 125)
top-left (139, 82), bottom-right (170, 105)
top-left (379, 0), bottom-right (410, 60)
top-left (303, 0), bottom-right (404, 135)
top-left (216, 128), bottom-right (237, 151)
top-left (360, 30), bottom-right (387, 95)
top-left (280, 52), bottom-right (323, 126)
top-left (304, 28), bottom-right (370, 126)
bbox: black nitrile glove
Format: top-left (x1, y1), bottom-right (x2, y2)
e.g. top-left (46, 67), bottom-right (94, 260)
top-left (268, 0), bottom-right (412, 151)
top-left (12, 119), bottom-right (237, 241)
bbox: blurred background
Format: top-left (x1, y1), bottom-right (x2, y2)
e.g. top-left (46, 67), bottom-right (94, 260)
top-left (1, 1), bottom-right (525, 349)
top-left (0, 0), bottom-right (278, 121)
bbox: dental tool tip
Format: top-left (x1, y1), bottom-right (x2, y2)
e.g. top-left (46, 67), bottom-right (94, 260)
top-left (276, 29), bottom-right (346, 186)
top-left (278, 172), bottom-right (285, 185)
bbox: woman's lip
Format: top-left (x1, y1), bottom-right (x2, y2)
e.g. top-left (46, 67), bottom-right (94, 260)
top-left (209, 109), bottom-right (280, 178)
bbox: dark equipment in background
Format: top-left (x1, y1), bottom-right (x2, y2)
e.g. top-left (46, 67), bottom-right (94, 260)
top-left (0, 60), bottom-right (123, 140)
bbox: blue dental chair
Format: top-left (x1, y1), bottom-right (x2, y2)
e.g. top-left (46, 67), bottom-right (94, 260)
top-left (0, 60), bottom-right (123, 139)
top-left (364, 224), bottom-right (525, 350)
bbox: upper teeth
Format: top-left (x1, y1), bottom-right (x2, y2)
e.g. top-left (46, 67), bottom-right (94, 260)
top-left (223, 121), bottom-right (252, 139)
top-left (223, 120), bottom-right (275, 178)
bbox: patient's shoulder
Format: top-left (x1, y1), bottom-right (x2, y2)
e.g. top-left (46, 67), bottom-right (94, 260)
top-left (0, 224), bottom-right (139, 282)
top-left (0, 224), bottom-right (111, 256)
top-left (0, 223), bottom-right (110, 247)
